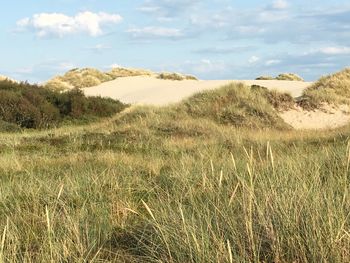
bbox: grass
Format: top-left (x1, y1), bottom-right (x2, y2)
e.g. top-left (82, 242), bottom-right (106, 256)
top-left (256, 73), bottom-right (304, 81)
top-left (300, 68), bottom-right (350, 109)
top-left (46, 68), bottom-right (198, 91)
top-left (275, 73), bottom-right (304, 81)
top-left (45, 67), bottom-right (155, 91)
top-left (255, 75), bottom-right (274, 80)
top-left (0, 82), bottom-right (350, 262)
top-left (157, 72), bottom-right (198, 81)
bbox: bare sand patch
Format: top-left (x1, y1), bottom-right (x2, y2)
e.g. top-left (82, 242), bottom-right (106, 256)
top-left (280, 105), bottom-right (350, 130)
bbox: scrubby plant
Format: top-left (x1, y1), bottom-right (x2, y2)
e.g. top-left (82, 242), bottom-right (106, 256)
top-left (0, 80), bottom-right (127, 131)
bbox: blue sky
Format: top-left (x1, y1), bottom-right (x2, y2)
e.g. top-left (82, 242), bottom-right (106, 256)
top-left (1, 0), bottom-right (350, 82)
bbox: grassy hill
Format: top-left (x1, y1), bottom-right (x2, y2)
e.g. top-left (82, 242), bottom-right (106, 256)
top-left (0, 79), bottom-right (350, 262)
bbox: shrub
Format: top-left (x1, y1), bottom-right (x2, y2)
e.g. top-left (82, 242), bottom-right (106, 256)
top-left (0, 80), bottom-right (127, 131)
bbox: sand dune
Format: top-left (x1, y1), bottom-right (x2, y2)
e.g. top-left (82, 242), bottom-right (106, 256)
top-left (84, 76), bottom-right (312, 105)
top-left (83, 76), bottom-right (350, 130)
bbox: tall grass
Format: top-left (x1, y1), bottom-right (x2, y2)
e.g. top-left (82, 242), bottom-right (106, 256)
top-left (300, 68), bottom-right (350, 109)
top-left (0, 82), bottom-right (349, 262)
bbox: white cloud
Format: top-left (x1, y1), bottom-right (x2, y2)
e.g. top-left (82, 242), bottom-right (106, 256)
top-left (17, 11), bottom-right (122, 37)
top-left (272, 0), bottom-right (289, 10)
top-left (248, 56), bottom-right (260, 64)
top-left (127, 26), bottom-right (184, 39)
top-left (265, 59), bottom-right (281, 66)
top-left (319, 46), bottom-right (350, 55)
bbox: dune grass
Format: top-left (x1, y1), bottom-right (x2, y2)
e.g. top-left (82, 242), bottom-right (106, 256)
top-left (45, 67), bottom-right (155, 91)
top-left (157, 72), bottom-right (198, 81)
top-left (275, 73), bottom-right (304, 81)
top-left (255, 75), bottom-right (274, 80)
top-left (0, 82), bottom-right (349, 262)
top-left (46, 68), bottom-right (198, 91)
top-left (300, 68), bottom-right (350, 109)
top-left (256, 73), bottom-right (304, 81)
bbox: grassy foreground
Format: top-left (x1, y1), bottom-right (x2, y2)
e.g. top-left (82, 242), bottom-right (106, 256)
top-left (0, 83), bottom-right (350, 262)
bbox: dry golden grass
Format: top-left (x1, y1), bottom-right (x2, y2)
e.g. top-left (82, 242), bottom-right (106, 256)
top-left (107, 67), bottom-right (154, 78)
top-left (256, 73), bottom-right (304, 81)
top-left (1, 80), bottom-right (350, 261)
top-left (300, 68), bottom-right (350, 109)
top-left (157, 72), bottom-right (198, 81)
top-left (275, 73), bottom-right (304, 81)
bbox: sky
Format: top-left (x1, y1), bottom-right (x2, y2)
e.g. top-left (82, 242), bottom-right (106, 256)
top-left (0, 0), bottom-right (350, 83)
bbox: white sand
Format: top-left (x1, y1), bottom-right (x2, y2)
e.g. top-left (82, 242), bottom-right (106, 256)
top-left (84, 76), bottom-right (311, 105)
top-left (280, 105), bottom-right (350, 130)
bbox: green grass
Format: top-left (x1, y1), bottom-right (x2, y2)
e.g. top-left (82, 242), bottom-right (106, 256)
top-left (0, 82), bottom-right (349, 262)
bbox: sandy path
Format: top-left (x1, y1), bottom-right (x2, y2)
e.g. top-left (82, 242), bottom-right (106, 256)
top-left (84, 76), bottom-right (311, 105)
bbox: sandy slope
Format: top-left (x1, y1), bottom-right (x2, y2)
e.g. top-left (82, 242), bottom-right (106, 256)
top-left (84, 76), bottom-right (311, 105)
top-left (281, 105), bottom-right (350, 130)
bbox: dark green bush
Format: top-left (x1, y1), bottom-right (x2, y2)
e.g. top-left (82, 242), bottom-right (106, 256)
top-left (0, 80), bottom-right (127, 131)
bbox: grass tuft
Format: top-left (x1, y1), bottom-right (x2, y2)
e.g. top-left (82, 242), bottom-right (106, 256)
top-left (300, 68), bottom-right (350, 109)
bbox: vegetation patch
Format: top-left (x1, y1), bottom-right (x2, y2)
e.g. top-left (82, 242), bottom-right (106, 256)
top-left (157, 72), bottom-right (198, 81)
top-left (1, 73), bottom-right (350, 262)
top-left (45, 67), bottom-right (155, 91)
top-left (180, 83), bottom-right (291, 129)
top-left (256, 73), bottom-right (304, 81)
top-left (45, 67), bottom-right (198, 91)
top-left (0, 79), bottom-right (127, 131)
top-left (299, 68), bottom-right (350, 109)
top-left (255, 75), bottom-right (274, 80)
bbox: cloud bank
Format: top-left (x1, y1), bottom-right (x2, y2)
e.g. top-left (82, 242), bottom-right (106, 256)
top-left (17, 11), bottom-right (123, 37)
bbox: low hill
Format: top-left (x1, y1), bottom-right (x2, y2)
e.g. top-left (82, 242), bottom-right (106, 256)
top-left (119, 83), bottom-right (293, 131)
